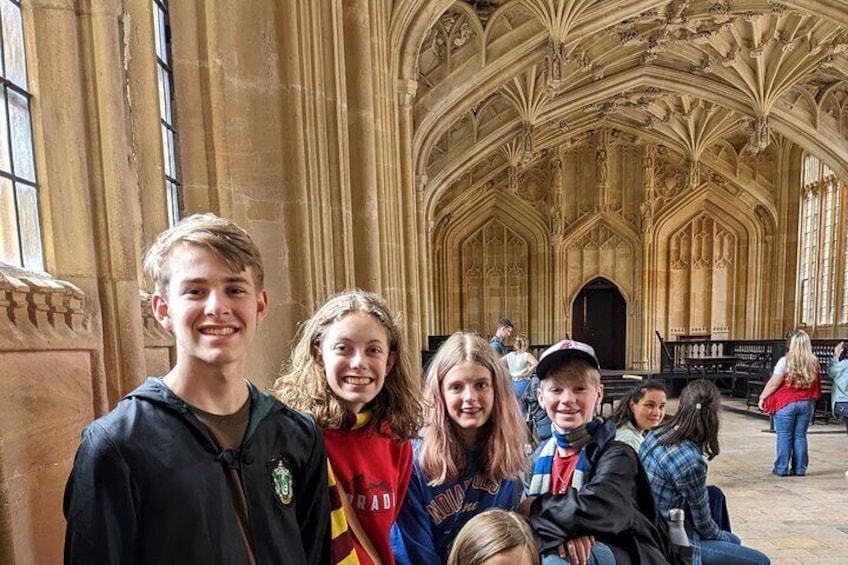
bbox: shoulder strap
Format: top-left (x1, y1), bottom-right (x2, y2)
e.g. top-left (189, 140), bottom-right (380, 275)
top-left (334, 466), bottom-right (384, 565)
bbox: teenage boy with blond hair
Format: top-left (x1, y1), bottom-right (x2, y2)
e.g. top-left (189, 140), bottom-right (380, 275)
top-left (522, 340), bottom-right (676, 565)
top-left (64, 213), bottom-right (330, 564)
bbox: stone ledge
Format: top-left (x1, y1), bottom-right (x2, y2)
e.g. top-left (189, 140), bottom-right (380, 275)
top-left (0, 264), bottom-right (95, 351)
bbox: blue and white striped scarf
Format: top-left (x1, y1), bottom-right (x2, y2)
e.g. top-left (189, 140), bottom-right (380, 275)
top-left (527, 417), bottom-right (603, 495)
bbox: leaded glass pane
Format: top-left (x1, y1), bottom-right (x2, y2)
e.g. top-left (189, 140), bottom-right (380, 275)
top-left (166, 179), bottom-right (179, 226)
top-left (9, 88), bottom-right (34, 181)
top-left (16, 181), bottom-right (42, 270)
top-left (0, 175), bottom-right (20, 265)
top-left (154, 5), bottom-right (168, 62)
top-left (843, 207), bottom-right (848, 323)
top-left (161, 125), bottom-right (173, 177)
top-left (0, 1), bottom-right (26, 86)
top-left (0, 87), bottom-right (10, 172)
top-left (157, 65), bottom-right (172, 124)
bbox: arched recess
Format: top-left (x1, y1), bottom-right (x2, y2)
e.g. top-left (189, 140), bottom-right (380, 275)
top-left (572, 277), bottom-right (627, 370)
top-left (557, 215), bottom-right (639, 367)
top-left (651, 187), bottom-right (770, 346)
top-left (430, 192), bottom-right (551, 342)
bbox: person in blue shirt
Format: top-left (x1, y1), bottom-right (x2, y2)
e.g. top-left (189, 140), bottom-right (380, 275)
top-left (490, 318), bottom-right (514, 356)
top-left (640, 380), bottom-right (770, 565)
top-left (829, 341), bottom-right (848, 435)
top-left (391, 332), bottom-right (527, 565)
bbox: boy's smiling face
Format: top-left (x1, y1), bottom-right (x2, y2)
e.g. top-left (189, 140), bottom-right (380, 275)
top-left (537, 363), bottom-right (603, 431)
top-left (152, 243), bottom-right (268, 376)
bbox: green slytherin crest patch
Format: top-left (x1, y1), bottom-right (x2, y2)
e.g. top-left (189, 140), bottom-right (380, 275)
top-left (271, 458), bottom-right (293, 505)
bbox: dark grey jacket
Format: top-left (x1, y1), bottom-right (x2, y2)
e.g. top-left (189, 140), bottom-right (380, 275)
top-left (64, 377), bottom-right (330, 564)
top-left (530, 421), bottom-right (680, 565)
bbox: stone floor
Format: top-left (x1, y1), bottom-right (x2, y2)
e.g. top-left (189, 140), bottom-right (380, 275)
top-left (705, 398), bottom-right (848, 564)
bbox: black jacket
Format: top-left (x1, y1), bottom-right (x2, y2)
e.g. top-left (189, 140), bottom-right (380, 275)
top-left (64, 378), bottom-right (330, 564)
top-left (530, 420), bottom-right (679, 565)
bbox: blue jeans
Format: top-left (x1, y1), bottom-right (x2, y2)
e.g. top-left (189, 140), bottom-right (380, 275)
top-left (542, 542), bottom-right (615, 565)
top-left (773, 399), bottom-right (815, 476)
top-left (701, 532), bottom-right (770, 564)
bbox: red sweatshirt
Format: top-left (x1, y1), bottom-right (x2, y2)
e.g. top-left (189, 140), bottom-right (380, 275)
top-left (324, 425), bottom-right (412, 565)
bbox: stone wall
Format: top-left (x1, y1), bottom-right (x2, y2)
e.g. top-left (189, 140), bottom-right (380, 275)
top-left (2, 1), bottom-right (847, 563)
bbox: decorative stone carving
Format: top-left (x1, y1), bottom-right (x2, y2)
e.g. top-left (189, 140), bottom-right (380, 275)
top-left (0, 266), bottom-right (91, 350)
top-left (397, 79), bottom-right (418, 108)
top-left (521, 121), bottom-right (534, 163)
top-left (596, 147), bottom-right (608, 187)
top-left (508, 165), bottom-right (518, 194)
top-left (466, 0), bottom-right (493, 26)
top-left (722, 47), bottom-right (739, 67)
top-left (709, 2), bottom-right (731, 23)
top-left (747, 115), bottom-right (770, 154)
top-left (546, 38), bottom-right (567, 94)
top-left (576, 224), bottom-right (625, 249)
top-left (416, 174), bottom-right (429, 194)
top-left (692, 57), bottom-right (714, 74)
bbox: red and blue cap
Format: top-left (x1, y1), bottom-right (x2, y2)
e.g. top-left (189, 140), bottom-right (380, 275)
top-left (536, 339), bottom-right (600, 378)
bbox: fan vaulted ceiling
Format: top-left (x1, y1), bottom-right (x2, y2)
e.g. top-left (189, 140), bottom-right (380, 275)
top-left (408, 0), bottom-right (848, 222)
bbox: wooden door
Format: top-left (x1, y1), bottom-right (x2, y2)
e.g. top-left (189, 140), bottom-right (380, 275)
top-left (572, 278), bottom-right (626, 369)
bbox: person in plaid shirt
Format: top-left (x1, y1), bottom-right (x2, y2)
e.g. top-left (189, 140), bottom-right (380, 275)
top-left (640, 380), bottom-right (770, 565)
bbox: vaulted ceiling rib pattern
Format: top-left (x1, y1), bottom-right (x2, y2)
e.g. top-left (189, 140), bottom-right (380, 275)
top-left (408, 0), bottom-right (848, 222)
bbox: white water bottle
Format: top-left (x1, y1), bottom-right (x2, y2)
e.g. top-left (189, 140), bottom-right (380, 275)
top-left (668, 508), bottom-right (690, 548)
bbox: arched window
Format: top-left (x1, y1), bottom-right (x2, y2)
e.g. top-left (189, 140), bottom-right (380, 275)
top-left (0, 0), bottom-right (42, 270)
top-left (153, 0), bottom-right (181, 225)
top-left (798, 154), bottom-right (847, 327)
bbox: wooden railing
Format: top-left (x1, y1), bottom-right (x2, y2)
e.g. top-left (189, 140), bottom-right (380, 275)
top-left (656, 333), bottom-right (843, 422)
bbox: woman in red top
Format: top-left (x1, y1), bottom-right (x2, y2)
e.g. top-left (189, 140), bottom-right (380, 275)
top-left (758, 330), bottom-right (821, 477)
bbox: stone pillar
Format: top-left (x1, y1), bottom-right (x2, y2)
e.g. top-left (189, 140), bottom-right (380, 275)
top-left (397, 78), bottom-right (423, 352)
top-left (75, 0), bottom-right (146, 403)
top-left (342, 0), bottom-right (381, 290)
top-left (640, 144), bottom-right (657, 368)
top-left (28, 0), bottom-right (109, 413)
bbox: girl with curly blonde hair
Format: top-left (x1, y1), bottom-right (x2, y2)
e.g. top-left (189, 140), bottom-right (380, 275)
top-left (274, 289), bottom-right (422, 564)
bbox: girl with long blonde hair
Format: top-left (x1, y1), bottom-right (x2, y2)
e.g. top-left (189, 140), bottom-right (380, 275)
top-left (391, 332), bottom-right (526, 565)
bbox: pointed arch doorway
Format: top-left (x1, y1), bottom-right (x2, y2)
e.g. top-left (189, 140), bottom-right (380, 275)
top-left (571, 277), bottom-right (626, 370)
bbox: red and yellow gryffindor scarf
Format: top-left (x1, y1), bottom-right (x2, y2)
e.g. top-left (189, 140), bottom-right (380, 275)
top-left (328, 411), bottom-right (383, 565)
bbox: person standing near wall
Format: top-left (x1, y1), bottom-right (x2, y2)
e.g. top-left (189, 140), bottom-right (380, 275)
top-left (63, 214), bottom-right (331, 564)
top-left (490, 318), bottom-right (514, 356)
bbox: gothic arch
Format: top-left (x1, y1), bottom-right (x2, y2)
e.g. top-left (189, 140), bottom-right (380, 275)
top-left (430, 190), bottom-right (551, 339)
top-left (558, 215), bottom-right (639, 311)
top-left (652, 189), bottom-right (769, 339)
